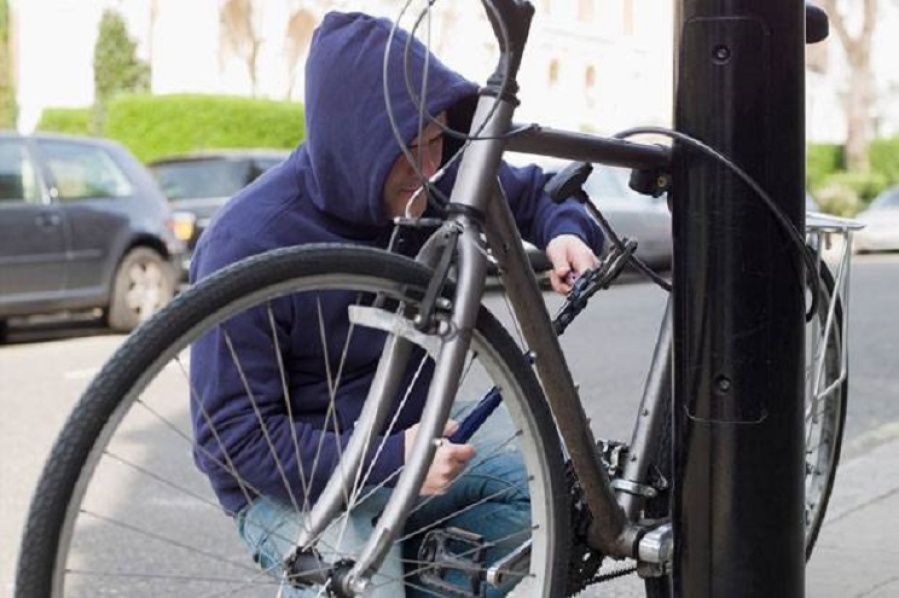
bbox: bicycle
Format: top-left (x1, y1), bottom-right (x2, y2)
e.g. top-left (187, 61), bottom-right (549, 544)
top-left (15, 1), bottom-right (862, 597)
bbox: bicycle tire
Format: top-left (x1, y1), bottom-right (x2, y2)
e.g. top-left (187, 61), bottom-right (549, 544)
top-left (641, 259), bottom-right (846, 596)
top-left (803, 259), bottom-right (847, 558)
top-left (15, 244), bottom-right (570, 598)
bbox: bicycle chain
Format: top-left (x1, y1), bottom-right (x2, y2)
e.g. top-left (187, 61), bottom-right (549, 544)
top-left (564, 440), bottom-right (640, 596)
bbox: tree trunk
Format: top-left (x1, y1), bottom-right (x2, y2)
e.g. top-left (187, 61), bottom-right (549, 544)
top-left (819, 0), bottom-right (878, 173)
top-left (844, 54), bottom-right (872, 172)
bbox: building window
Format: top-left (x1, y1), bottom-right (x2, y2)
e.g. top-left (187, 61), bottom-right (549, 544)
top-left (578, 0), bottom-right (595, 22)
top-left (623, 0), bottom-right (635, 35)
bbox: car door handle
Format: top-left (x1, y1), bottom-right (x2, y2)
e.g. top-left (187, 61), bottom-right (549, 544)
top-left (36, 212), bottom-right (62, 228)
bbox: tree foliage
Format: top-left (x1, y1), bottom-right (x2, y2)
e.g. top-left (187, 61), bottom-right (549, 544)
top-left (0, 0), bottom-right (16, 128)
top-left (93, 9), bottom-right (150, 133)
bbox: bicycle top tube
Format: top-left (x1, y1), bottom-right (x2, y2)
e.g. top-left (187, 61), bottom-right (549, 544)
top-left (505, 124), bottom-right (672, 172)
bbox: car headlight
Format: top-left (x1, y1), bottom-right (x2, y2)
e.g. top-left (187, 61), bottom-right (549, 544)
top-left (169, 211), bottom-right (197, 243)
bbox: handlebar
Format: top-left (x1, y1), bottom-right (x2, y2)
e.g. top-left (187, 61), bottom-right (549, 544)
top-left (482, 0), bottom-right (535, 95)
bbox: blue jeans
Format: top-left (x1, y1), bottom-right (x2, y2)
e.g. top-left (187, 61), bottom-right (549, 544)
top-left (235, 446), bottom-right (531, 597)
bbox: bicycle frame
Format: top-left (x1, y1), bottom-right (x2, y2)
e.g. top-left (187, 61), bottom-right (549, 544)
top-left (296, 89), bottom-right (680, 597)
top-left (289, 2), bottom-right (862, 594)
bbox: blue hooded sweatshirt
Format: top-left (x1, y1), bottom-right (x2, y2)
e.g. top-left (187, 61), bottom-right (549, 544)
top-left (190, 11), bottom-right (604, 516)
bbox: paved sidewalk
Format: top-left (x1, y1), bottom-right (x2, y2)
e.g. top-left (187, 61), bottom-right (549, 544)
top-left (806, 426), bottom-right (899, 597)
top-left (587, 424), bottom-right (899, 597)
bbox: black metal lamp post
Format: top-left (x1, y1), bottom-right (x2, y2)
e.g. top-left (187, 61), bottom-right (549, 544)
top-left (671, 1), bottom-right (822, 595)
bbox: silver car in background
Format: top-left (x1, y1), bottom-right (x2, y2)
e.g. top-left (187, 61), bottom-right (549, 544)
top-left (582, 163), bottom-right (672, 270)
top-left (512, 155), bottom-right (672, 273)
top-left (854, 186), bottom-right (899, 253)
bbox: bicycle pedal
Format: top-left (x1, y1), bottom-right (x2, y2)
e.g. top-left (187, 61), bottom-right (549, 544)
top-left (418, 527), bottom-right (490, 597)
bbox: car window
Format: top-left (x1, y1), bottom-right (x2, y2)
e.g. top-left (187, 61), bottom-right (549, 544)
top-left (871, 189), bottom-right (899, 209)
top-left (584, 166), bottom-right (665, 210)
top-left (38, 140), bottom-right (134, 200)
top-left (583, 167), bottom-right (631, 204)
top-left (0, 140), bottom-right (42, 203)
top-left (150, 159), bottom-right (252, 201)
top-left (256, 158), bottom-right (284, 172)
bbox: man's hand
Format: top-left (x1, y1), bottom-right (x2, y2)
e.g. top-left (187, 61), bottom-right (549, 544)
top-left (404, 420), bottom-right (476, 496)
top-left (546, 234), bottom-right (599, 294)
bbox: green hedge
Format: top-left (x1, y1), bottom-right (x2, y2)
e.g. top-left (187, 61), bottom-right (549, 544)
top-left (36, 107), bottom-right (93, 136)
top-left (104, 94), bottom-right (305, 162)
top-left (806, 143), bottom-right (843, 191)
top-left (807, 138), bottom-right (899, 215)
top-left (870, 136), bottom-right (899, 184)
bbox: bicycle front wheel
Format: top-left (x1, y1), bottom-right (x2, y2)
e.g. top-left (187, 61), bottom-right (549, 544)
top-left (16, 245), bottom-right (569, 598)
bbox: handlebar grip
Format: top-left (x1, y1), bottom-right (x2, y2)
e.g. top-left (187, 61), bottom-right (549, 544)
top-left (805, 2), bottom-right (829, 44)
top-left (482, 0), bottom-right (534, 83)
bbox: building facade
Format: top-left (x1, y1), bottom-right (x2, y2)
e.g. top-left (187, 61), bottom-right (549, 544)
top-left (11, 0), bottom-right (674, 135)
top-left (9, 0), bottom-right (899, 143)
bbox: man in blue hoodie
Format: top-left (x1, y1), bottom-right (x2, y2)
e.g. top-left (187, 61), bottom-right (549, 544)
top-left (190, 11), bottom-right (604, 597)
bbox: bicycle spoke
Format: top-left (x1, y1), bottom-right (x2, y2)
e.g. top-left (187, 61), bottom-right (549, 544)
top-left (267, 304), bottom-right (313, 512)
top-left (25, 248), bottom-right (563, 597)
top-left (64, 570), bottom-right (277, 586)
top-left (396, 477), bottom-right (531, 546)
top-left (173, 357), bottom-right (260, 509)
top-left (223, 329), bottom-right (304, 516)
top-left (79, 511), bottom-right (259, 573)
top-left (405, 432), bottom-right (522, 521)
top-left (349, 351), bottom-right (430, 506)
top-left (135, 394), bottom-right (264, 509)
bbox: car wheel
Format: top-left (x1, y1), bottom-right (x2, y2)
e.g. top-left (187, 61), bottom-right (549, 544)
top-left (106, 247), bottom-right (175, 332)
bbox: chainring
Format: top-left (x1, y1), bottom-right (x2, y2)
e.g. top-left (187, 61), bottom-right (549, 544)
top-left (564, 440), bottom-right (633, 595)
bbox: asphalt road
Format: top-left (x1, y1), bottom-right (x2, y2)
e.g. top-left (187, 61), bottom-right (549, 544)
top-left (0, 253), bottom-right (896, 597)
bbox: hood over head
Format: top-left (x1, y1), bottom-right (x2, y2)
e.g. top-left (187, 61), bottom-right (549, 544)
top-left (302, 11), bottom-right (479, 229)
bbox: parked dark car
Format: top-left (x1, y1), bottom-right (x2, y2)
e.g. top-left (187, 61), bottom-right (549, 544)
top-left (0, 132), bottom-right (184, 336)
top-left (148, 150), bottom-right (290, 273)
